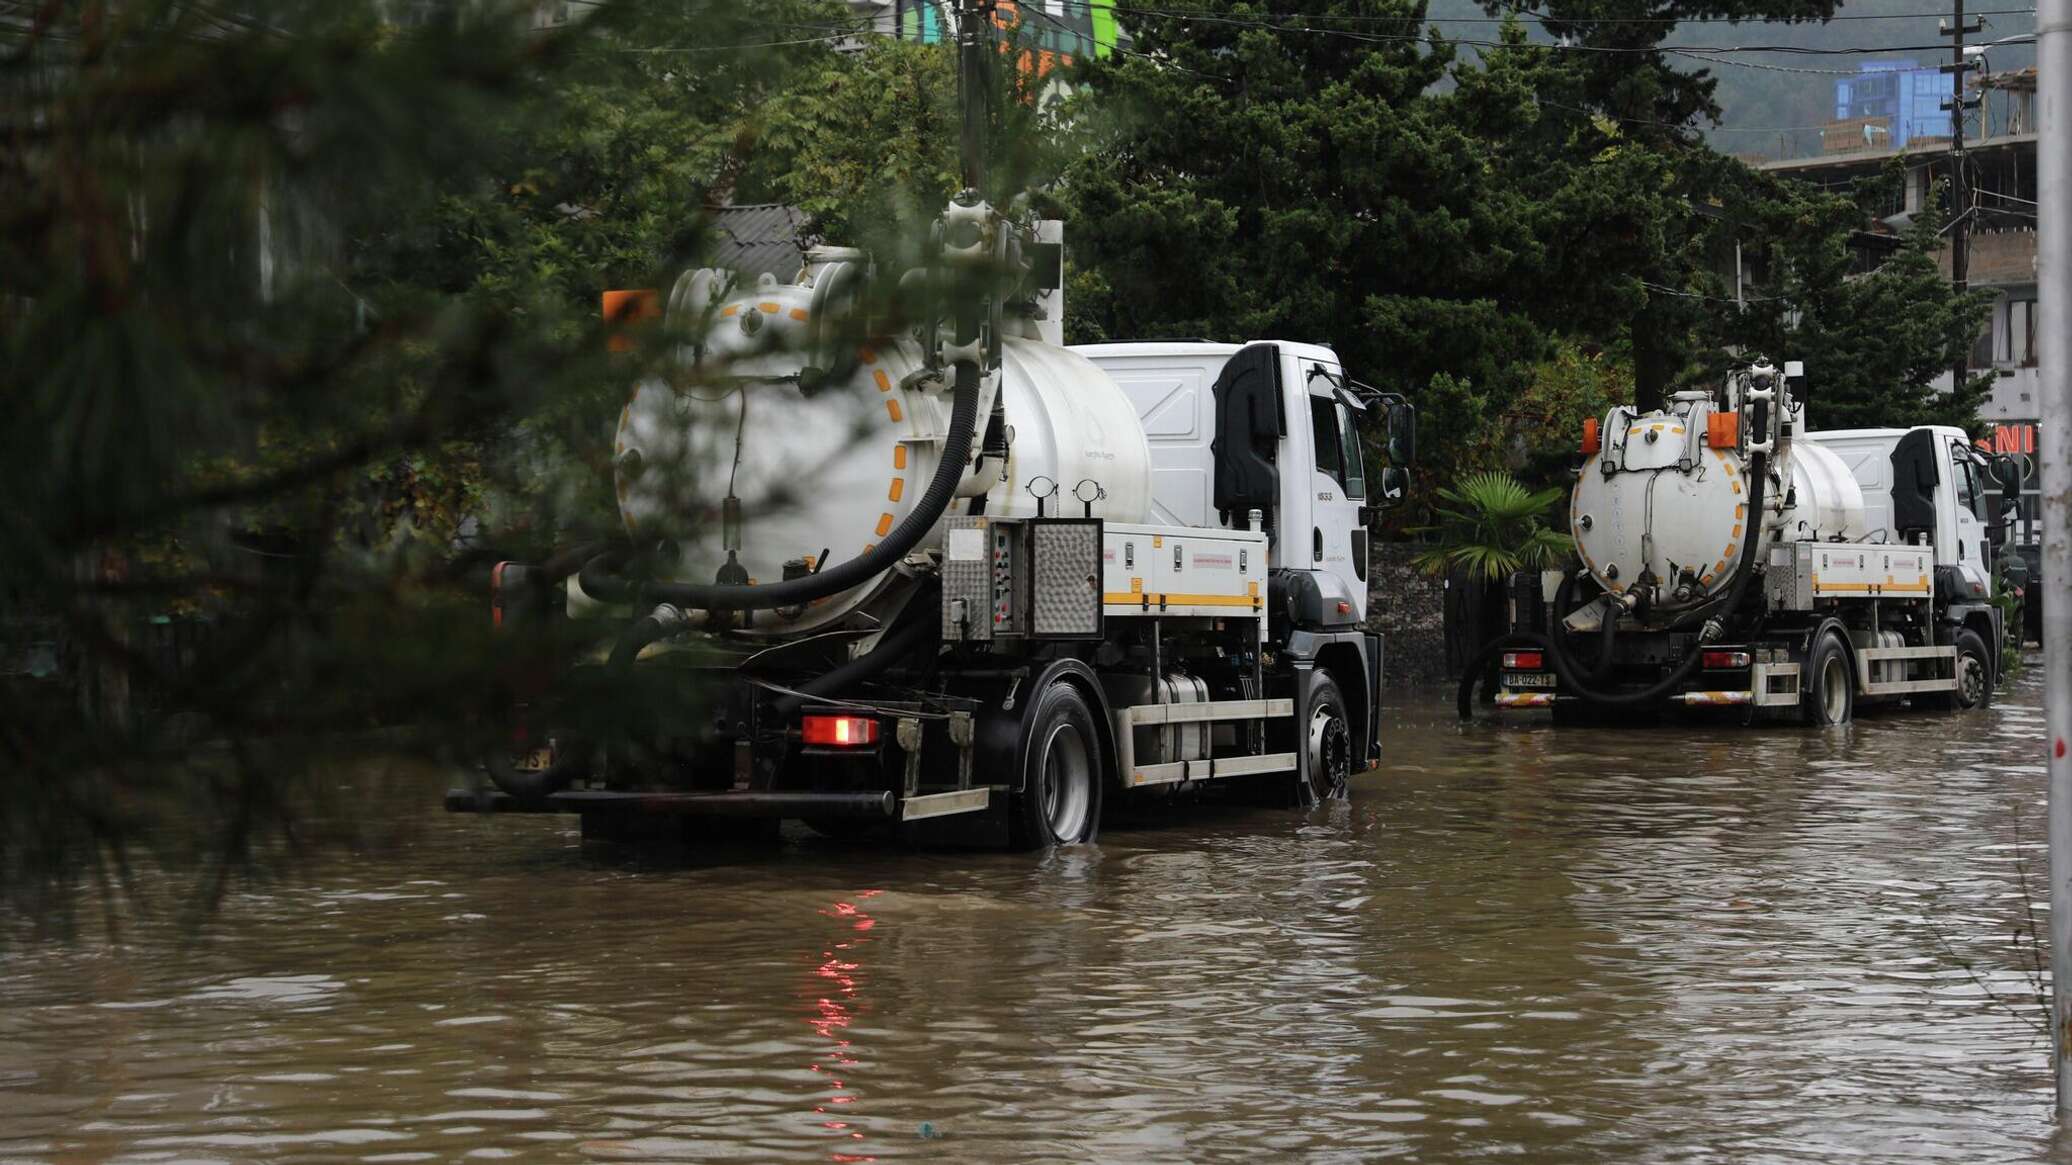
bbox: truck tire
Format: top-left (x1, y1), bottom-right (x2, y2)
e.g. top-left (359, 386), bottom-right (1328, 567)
top-left (1009, 680), bottom-right (1103, 849)
top-left (1800, 631), bottom-right (1854, 726)
top-left (1298, 674), bottom-right (1353, 805)
top-left (1924, 628), bottom-right (1994, 711)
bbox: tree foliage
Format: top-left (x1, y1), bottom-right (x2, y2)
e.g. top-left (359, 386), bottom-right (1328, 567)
top-left (1411, 471), bottom-right (1573, 581)
top-left (1723, 182), bottom-right (1995, 431)
top-left (1063, 0), bottom-right (1985, 518)
top-left (0, 0), bottom-right (938, 929)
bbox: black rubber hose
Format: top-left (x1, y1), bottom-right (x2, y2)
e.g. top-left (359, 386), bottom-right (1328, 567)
top-left (770, 614), bottom-right (939, 719)
top-left (539, 538), bottom-right (615, 582)
top-left (579, 359), bottom-right (985, 611)
top-left (1549, 570), bottom-right (1614, 683)
top-left (1458, 449), bottom-right (1772, 718)
top-left (607, 606), bottom-right (683, 674)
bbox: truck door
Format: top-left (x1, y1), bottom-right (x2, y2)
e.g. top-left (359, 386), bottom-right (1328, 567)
top-left (1947, 436), bottom-right (1991, 592)
top-left (1301, 362), bottom-right (1369, 623)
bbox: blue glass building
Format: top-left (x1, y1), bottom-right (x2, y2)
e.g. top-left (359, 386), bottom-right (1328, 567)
top-left (1834, 60), bottom-right (1954, 148)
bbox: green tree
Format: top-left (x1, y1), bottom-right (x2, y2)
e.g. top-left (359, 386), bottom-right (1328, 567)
top-left (1061, 2), bottom-right (1553, 499)
top-left (1724, 183), bottom-right (1994, 431)
top-left (0, 0), bottom-right (949, 929)
top-left (1485, 0), bottom-right (1839, 409)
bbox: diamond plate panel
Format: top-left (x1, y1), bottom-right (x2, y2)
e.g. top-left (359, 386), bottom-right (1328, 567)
top-left (941, 517), bottom-right (992, 641)
top-left (1030, 521), bottom-right (1102, 638)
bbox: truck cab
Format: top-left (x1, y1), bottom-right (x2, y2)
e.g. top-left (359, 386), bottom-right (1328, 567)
top-left (1072, 341), bottom-right (1412, 632)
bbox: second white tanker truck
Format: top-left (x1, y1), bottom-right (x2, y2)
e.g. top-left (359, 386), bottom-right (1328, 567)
top-left (1484, 359), bottom-right (2009, 724)
top-left (450, 192), bottom-right (1415, 846)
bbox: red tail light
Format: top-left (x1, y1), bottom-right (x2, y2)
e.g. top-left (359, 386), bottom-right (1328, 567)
top-left (801, 714), bottom-right (880, 747)
top-left (1701, 650), bottom-right (1751, 669)
top-left (1502, 651), bottom-right (1545, 670)
top-left (491, 561), bottom-right (512, 629)
top-left (1580, 418), bottom-right (1601, 457)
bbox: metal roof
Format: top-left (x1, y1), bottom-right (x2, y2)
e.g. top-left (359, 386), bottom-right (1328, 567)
top-left (707, 203), bottom-right (808, 281)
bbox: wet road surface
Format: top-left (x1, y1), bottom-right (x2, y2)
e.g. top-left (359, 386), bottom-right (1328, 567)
top-left (1, 666), bottom-right (2063, 1162)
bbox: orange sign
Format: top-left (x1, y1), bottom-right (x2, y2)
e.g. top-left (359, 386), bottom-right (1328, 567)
top-left (1976, 423), bottom-right (2037, 456)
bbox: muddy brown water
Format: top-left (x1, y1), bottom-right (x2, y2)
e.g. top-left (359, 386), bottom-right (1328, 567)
top-left (2, 668), bottom-right (2065, 1163)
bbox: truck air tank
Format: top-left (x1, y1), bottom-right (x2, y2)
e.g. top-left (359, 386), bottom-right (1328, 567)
top-left (609, 264), bottom-right (1152, 635)
top-left (1570, 388), bottom-right (1865, 614)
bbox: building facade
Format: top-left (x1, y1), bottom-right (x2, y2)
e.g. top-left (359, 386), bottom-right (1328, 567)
top-left (1762, 70), bottom-right (2041, 542)
top-left (1832, 59), bottom-right (1953, 149)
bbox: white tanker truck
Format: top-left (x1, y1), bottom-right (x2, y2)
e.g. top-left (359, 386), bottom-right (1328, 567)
top-left (1487, 359), bottom-right (2008, 723)
top-left (451, 196), bottom-right (1415, 846)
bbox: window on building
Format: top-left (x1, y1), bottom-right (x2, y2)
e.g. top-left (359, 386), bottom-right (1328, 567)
top-left (2005, 297), bottom-right (2038, 367)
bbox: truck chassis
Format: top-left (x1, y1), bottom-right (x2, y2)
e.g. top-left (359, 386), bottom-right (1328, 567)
top-left (451, 513), bottom-right (1381, 846)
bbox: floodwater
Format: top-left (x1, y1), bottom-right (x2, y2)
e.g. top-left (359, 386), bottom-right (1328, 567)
top-left (2, 667), bottom-right (2065, 1164)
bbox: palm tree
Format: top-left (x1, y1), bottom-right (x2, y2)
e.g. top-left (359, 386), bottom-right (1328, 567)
top-left (1412, 472), bottom-right (1573, 581)
top-left (1412, 471), bottom-right (1573, 688)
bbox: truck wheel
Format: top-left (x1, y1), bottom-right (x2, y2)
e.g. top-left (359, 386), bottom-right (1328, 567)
top-left (1925, 629), bottom-right (1994, 711)
top-left (1010, 680), bottom-right (1103, 849)
top-left (1299, 674), bottom-right (1353, 804)
top-left (1800, 631), bottom-right (1854, 726)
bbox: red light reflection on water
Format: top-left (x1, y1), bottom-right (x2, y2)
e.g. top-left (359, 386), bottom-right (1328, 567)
top-left (807, 890), bottom-right (882, 1162)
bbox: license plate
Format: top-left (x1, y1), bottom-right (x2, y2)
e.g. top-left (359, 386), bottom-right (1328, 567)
top-left (1505, 672), bottom-right (1557, 689)
top-left (513, 745), bottom-right (555, 773)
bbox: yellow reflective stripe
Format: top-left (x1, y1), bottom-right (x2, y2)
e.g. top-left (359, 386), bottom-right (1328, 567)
top-left (1101, 592), bottom-right (1262, 608)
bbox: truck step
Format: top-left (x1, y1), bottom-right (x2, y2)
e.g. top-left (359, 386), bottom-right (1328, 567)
top-left (899, 787), bottom-right (992, 821)
top-left (1128, 751), bottom-right (1297, 788)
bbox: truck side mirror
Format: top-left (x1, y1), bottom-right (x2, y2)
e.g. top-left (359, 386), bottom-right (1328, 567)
top-left (1993, 454), bottom-right (2024, 518)
top-left (1386, 401), bottom-right (1417, 466)
top-left (1378, 466), bottom-right (1410, 508)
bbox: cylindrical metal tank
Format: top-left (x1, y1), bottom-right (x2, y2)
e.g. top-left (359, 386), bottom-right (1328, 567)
top-left (1570, 392), bottom-right (1865, 612)
top-left (611, 269), bottom-right (1151, 635)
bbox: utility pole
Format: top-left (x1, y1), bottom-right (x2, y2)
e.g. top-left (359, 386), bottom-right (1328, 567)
top-left (2037, 0), bottom-right (2071, 1120)
top-left (1943, 0), bottom-right (1983, 394)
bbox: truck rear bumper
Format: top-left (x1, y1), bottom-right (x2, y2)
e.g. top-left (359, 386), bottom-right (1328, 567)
top-left (446, 787), bottom-right (898, 818)
top-left (1493, 688), bottom-right (1759, 708)
top-left (446, 785), bottom-right (1000, 822)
